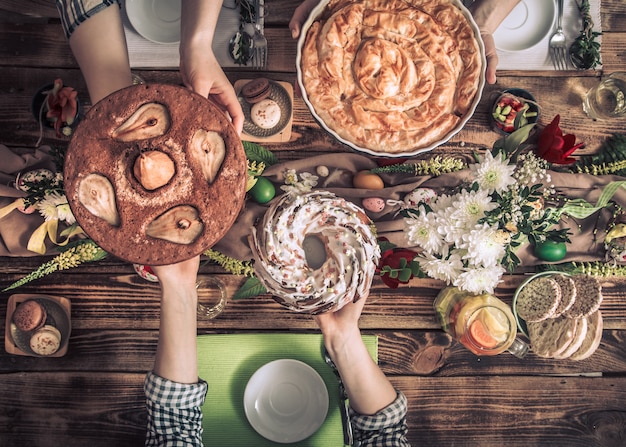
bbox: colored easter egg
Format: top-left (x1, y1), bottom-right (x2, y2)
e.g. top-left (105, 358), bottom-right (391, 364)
top-left (404, 188), bottom-right (437, 207)
top-left (362, 197), bottom-right (385, 213)
top-left (249, 176), bottom-right (276, 204)
top-left (533, 241), bottom-right (567, 262)
top-left (353, 171), bottom-right (384, 189)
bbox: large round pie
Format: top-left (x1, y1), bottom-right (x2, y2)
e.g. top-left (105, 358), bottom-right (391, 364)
top-left (64, 84), bottom-right (247, 265)
top-left (297, 0), bottom-right (485, 156)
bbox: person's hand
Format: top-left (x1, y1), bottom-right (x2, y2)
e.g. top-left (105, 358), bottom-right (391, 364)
top-left (314, 294), bottom-right (367, 352)
top-left (179, 48), bottom-right (245, 135)
top-left (289, 0), bottom-right (320, 39)
top-left (151, 256), bottom-right (200, 291)
top-left (480, 32), bottom-right (499, 85)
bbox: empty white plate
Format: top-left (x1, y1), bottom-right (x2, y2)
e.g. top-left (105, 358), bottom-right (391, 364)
top-left (244, 359), bottom-right (329, 443)
top-left (126, 0), bottom-right (181, 44)
top-left (494, 0), bottom-right (556, 52)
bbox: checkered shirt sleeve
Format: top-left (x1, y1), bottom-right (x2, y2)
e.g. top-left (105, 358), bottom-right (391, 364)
top-left (55, 0), bottom-right (121, 38)
top-left (144, 371), bottom-right (208, 447)
top-left (350, 391), bottom-right (411, 447)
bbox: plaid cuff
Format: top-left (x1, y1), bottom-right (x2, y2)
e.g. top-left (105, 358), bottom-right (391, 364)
top-left (350, 391), bottom-right (410, 447)
top-left (144, 371), bottom-right (208, 447)
top-left (55, 0), bottom-right (121, 38)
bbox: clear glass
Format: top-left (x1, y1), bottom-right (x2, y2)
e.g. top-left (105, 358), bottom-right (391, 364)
top-left (196, 276), bottom-right (227, 319)
top-left (434, 287), bottom-right (528, 358)
top-left (583, 72), bottom-right (626, 120)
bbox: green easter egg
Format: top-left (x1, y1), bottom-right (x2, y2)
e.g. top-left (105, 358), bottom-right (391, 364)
top-left (249, 176), bottom-right (276, 204)
top-left (533, 241), bottom-right (567, 262)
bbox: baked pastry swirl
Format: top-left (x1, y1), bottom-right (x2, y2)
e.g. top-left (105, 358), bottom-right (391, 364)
top-left (250, 191), bottom-right (381, 314)
top-left (299, 0), bottom-right (484, 154)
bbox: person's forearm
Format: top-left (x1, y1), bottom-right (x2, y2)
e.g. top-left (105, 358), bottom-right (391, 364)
top-left (469, 0), bottom-right (520, 34)
top-left (68, 5), bottom-right (132, 104)
top-left (153, 281), bottom-right (199, 384)
top-left (181, 0), bottom-right (223, 47)
top-left (325, 329), bottom-right (397, 416)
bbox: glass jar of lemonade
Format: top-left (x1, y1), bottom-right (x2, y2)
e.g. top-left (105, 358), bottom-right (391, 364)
top-left (434, 287), bottom-right (528, 358)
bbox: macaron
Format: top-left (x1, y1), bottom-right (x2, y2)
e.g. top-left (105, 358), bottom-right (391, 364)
top-left (241, 77), bottom-right (271, 104)
top-left (29, 325), bottom-right (62, 356)
top-left (12, 299), bottom-right (47, 332)
top-left (251, 99), bottom-right (282, 129)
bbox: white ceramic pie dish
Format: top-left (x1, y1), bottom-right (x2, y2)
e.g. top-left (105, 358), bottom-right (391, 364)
top-left (296, 0), bottom-right (486, 158)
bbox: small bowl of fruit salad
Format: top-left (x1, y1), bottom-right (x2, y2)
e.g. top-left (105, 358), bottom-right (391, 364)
top-left (490, 88), bottom-right (539, 135)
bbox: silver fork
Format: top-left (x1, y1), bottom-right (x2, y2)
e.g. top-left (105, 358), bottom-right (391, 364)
top-left (549, 0), bottom-right (567, 70)
top-left (251, 0), bottom-right (267, 69)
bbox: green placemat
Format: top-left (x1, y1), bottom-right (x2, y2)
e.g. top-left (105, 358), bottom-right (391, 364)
top-left (197, 333), bottom-right (377, 446)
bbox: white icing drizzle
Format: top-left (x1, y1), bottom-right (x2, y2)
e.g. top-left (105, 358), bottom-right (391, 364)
top-left (250, 191), bottom-right (381, 313)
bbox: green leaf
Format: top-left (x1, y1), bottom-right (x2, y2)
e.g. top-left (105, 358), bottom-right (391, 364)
top-left (398, 268), bottom-right (413, 282)
top-left (378, 239), bottom-right (397, 253)
top-left (243, 141), bottom-right (278, 166)
top-left (232, 277), bottom-right (267, 300)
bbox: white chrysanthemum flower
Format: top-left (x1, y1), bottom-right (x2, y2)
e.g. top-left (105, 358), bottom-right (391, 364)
top-left (438, 189), bottom-right (497, 245)
top-left (404, 207), bottom-right (444, 253)
top-left (471, 151), bottom-right (516, 194)
top-left (453, 265), bottom-right (505, 295)
top-left (38, 192), bottom-right (76, 225)
top-left (417, 250), bottom-right (463, 284)
top-left (56, 201), bottom-right (76, 225)
top-left (460, 223), bottom-right (506, 268)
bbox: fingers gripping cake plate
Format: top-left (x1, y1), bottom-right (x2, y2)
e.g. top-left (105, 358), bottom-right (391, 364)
top-left (250, 191), bottom-right (381, 314)
top-left (64, 84), bottom-right (247, 265)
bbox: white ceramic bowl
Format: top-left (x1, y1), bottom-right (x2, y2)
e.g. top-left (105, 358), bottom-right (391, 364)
top-left (296, 0), bottom-right (486, 158)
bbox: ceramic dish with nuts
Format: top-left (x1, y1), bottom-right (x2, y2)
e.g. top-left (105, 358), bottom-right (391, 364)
top-left (296, 0), bottom-right (485, 157)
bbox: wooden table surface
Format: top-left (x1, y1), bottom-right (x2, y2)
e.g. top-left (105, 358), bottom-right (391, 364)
top-left (1, 1), bottom-right (626, 446)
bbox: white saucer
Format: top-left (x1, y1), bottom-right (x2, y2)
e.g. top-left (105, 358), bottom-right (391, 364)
top-left (125, 0), bottom-right (181, 44)
top-left (494, 0), bottom-right (556, 52)
top-left (244, 359), bottom-right (329, 443)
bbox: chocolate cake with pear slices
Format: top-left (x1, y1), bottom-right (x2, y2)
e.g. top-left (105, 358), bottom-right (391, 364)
top-left (64, 84), bottom-right (247, 265)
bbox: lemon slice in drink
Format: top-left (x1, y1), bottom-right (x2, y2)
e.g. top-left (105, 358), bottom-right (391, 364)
top-left (476, 307), bottom-right (510, 341)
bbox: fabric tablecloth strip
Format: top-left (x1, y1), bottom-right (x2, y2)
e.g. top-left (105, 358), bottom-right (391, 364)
top-left (197, 333), bottom-right (377, 446)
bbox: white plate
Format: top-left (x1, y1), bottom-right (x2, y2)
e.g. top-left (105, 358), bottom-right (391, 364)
top-left (494, 0), bottom-right (556, 52)
top-left (125, 0), bottom-right (181, 44)
top-left (244, 359), bottom-right (329, 443)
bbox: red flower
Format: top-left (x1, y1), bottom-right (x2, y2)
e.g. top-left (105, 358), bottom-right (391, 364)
top-left (376, 246), bottom-right (420, 289)
top-left (45, 78), bottom-right (78, 137)
top-left (536, 114), bottom-right (584, 164)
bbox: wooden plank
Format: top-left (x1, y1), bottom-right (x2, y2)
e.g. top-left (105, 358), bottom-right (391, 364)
top-left (394, 375), bottom-right (626, 447)
top-left (0, 372), bottom-right (624, 447)
top-left (1, 327), bottom-right (625, 376)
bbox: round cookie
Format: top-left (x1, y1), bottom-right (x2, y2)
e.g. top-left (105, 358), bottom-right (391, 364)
top-left (551, 274), bottom-right (577, 317)
top-left (241, 77), bottom-right (271, 104)
top-left (516, 276), bottom-right (561, 323)
top-left (30, 325), bottom-right (62, 356)
top-left (251, 99), bottom-right (281, 129)
top-left (570, 310), bottom-right (604, 361)
top-left (64, 84), bottom-right (247, 266)
top-left (565, 275), bottom-right (603, 318)
top-left (12, 300), bottom-right (47, 332)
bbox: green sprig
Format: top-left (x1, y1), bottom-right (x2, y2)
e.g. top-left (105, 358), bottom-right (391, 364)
top-left (370, 156), bottom-right (466, 176)
top-left (538, 261), bottom-right (626, 277)
top-left (203, 249), bottom-right (256, 277)
top-left (3, 239), bottom-right (107, 291)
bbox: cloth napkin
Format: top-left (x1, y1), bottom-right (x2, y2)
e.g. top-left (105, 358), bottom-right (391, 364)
top-left (122, 0), bottom-right (263, 69)
top-left (196, 333), bottom-right (377, 447)
top-left (494, 0), bottom-right (602, 70)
